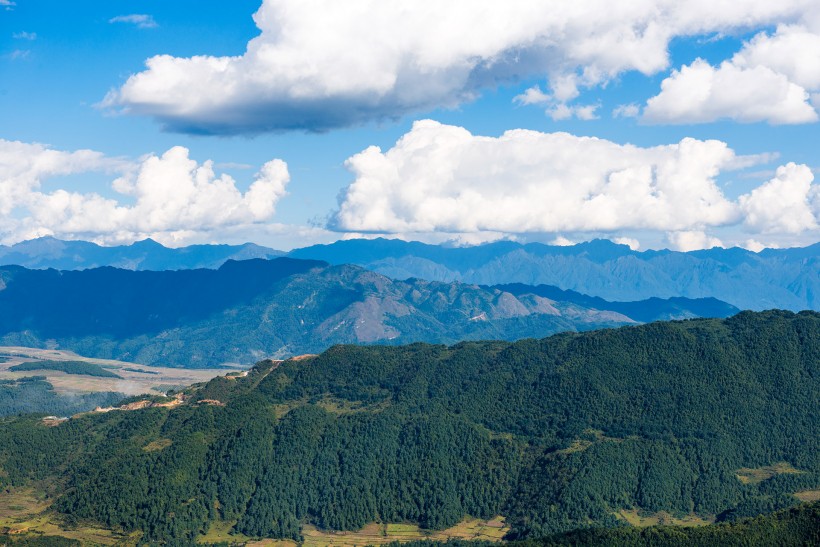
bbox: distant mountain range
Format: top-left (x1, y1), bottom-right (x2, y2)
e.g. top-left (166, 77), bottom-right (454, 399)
top-left (0, 236), bottom-right (282, 271)
top-left (290, 238), bottom-right (820, 311)
top-left (1, 237), bottom-right (817, 311)
top-left (0, 258), bottom-right (736, 368)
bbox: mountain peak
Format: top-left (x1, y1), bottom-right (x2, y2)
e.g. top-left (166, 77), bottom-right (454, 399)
top-left (129, 238), bottom-right (165, 249)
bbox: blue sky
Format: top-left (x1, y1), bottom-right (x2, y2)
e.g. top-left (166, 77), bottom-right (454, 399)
top-left (1, 0), bottom-right (819, 251)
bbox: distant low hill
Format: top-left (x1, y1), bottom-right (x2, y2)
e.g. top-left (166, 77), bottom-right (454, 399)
top-left (2, 237), bottom-right (816, 311)
top-left (0, 258), bottom-right (737, 368)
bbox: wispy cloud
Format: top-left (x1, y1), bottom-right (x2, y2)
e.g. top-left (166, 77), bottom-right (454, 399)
top-left (109, 14), bottom-right (157, 29)
top-left (0, 0), bottom-right (15, 11)
top-left (12, 31), bottom-right (37, 40)
top-left (7, 49), bottom-right (30, 61)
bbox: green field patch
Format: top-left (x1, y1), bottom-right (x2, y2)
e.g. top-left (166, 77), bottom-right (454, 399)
top-left (736, 462), bottom-right (806, 485)
top-left (9, 360), bottom-right (122, 379)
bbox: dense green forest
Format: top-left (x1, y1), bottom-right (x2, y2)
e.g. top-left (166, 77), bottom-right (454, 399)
top-left (9, 360), bottom-right (122, 378)
top-left (0, 376), bottom-right (123, 417)
top-left (0, 311), bottom-right (817, 544)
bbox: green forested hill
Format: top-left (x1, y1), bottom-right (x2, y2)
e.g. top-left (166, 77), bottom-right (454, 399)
top-left (0, 311), bottom-right (818, 544)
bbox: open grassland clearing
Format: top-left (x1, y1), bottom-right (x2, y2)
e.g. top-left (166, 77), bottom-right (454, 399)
top-left (198, 519), bottom-right (259, 545)
top-left (300, 516), bottom-right (508, 546)
top-left (795, 489), bottom-right (820, 502)
top-left (0, 487), bottom-right (50, 521)
top-left (0, 346), bottom-right (232, 396)
top-left (197, 517), bottom-right (507, 546)
top-left (0, 486), bottom-right (133, 545)
top-left (614, 508), bottom-right (715, 527)
top-left (735, 462), bottom-right (806, 485)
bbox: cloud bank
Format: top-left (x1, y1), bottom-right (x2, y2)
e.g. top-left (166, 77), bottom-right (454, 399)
top-left (0, 140), bottom-right (289, 245)
top-left (104, 0), bottom-right (816, 134)
top-left (331, 120), bottom-right (820, 250)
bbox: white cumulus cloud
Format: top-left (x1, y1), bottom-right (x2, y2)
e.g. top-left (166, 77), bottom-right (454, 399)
top-left (739, 163), bottom-right (819, 233)
top-left (0, 140), bottom-right (289, 245)
top-left (644, 24), bottom-right (820, 124)
top-left (331, 121), bottom-right (820, 248)
top-left (667, 231), bottom-right (724, 252)
top-left (103, 0), bottom-right (816, 134)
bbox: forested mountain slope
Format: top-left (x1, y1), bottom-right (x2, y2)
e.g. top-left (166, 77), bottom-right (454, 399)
top-left (0, 311), bottom-right (817, 544)
top-left (0, 259), bottom-right (735, 368)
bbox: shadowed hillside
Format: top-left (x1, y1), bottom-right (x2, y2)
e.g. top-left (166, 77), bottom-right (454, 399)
top-left (0, 259), bottom-right (736, 368)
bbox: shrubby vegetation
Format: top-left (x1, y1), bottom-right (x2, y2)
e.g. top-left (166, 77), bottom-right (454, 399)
top-left (0, 311), bottom-right (817, 543)
top-left (0, 376), bottom-right (124, 417)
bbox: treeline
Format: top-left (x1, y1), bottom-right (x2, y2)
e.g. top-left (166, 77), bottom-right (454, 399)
top-left (0, 311), bottom-right (818, 543)
top-left (383, 501), bottom-right (820, 546)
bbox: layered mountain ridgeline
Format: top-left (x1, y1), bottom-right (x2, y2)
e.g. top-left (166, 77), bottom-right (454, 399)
top-left (0, 258), bottom-right (737, 368)
top-left (4, 237), bottom-right (818, 312)
top-left (0, 311), bottom-right (817, 544)
top-left (0, 236), bottom-right (282, 271)
top-left (291, 238), bottom-right (820, 311)
top-left (494, 284), bottom-right (739, 323)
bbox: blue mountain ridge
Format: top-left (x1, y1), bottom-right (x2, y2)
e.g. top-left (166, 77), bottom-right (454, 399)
top-left (1, 236), bottom-right (817, 311)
